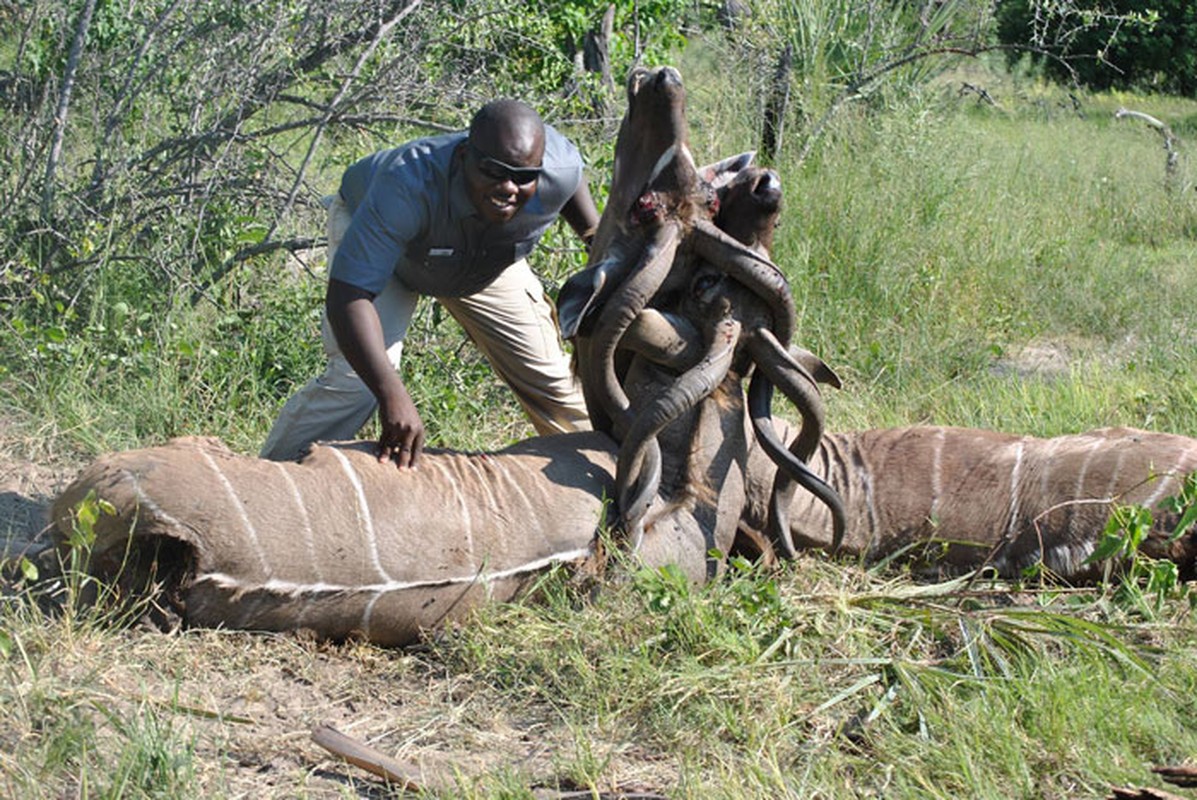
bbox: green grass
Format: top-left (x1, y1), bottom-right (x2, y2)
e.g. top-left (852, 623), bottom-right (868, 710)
top-left (424, 557), bottom-right (1197, 798)
top-left (768, 83), bottom-right (1197, 437)
top-left (5, 51), bottom-right (1197, 798)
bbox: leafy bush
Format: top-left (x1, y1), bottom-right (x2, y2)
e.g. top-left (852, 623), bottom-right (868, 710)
top-left (996, 0), bottom-right (1197, 96)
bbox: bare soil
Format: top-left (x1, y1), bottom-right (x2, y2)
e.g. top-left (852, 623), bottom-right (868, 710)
top-left (0, 416), bottom-right (72, 557)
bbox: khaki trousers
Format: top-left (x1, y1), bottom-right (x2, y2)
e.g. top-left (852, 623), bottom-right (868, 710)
top-left (260, 195), bottom-right (590, 461)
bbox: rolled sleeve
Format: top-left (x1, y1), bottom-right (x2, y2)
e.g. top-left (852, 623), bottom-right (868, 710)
top-left (330, 169), bottom-right (429, 296)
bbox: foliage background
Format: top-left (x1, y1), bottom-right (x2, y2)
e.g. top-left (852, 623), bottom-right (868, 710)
top-left (996, 0), bottom-right (1197, 96)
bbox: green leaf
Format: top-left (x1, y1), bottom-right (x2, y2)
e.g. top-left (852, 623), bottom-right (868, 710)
top-left (19, 556), bottom-right (38, 582)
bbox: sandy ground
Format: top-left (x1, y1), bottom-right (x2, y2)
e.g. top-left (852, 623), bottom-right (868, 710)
top-left (0, 417), bottom-right (71, 557)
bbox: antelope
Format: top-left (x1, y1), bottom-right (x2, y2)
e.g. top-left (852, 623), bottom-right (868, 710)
top-left (747, 422), bottom-right (1197, 579)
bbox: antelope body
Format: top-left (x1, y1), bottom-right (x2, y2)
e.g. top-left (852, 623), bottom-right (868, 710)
top-left (52, 434), bottom-right (617, 646)
top-left (51, 423), bottom-right (1197, 645)
top-left (752, 424), bottom-right (1197, 578)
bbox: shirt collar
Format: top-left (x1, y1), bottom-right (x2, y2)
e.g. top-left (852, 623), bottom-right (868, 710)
top-left (449, 143), bottom-right (479, 219)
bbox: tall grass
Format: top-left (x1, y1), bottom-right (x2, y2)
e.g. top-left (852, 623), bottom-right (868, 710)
top-left (766, 73), bottom-right (1197, 436)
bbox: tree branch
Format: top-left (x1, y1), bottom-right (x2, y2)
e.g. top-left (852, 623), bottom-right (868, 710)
top-left (41, 0), bottom-right (96, 221)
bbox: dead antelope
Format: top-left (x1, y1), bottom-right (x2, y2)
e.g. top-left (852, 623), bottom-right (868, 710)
top-left (51, 435), bottom-right (617, 646)
top-left (744, 422), bottom-right (1197, 579)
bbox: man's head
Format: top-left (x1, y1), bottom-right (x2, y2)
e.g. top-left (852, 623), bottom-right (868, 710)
top-left (461, 99), bottom-right (546, 224)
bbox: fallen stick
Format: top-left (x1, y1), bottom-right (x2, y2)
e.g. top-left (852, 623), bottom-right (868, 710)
top-left (1108, 786), bottom-right (1189, 800)
top-left (310, 724), bottom-right (424, 791)
top-left (311, 723), bottom-right (669, 799)
top-left (1154, 763), bottom-right (1197, 787)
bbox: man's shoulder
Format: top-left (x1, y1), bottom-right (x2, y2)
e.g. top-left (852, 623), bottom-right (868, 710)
top-left (340, 130), bottom-right (464, 208)
top-left (542, 124), bottom-right (583, 170)
top-left (368, 131), bottom-right (464, 179)
top-left (535, 125), bottom-right (584, 210)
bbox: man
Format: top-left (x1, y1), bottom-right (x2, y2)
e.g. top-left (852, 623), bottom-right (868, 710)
top-left (260, 99), bottom-right (599, 468)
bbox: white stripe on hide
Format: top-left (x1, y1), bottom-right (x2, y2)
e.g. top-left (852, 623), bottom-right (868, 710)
top-left (1069, 437), bottom-right (1106, 540)
top-left (120, 467), bottom-right (189, 537)
top-left (929, 427), bottom-right (945, 521)
top-left (1005, 439), bottom-right (1026, 539)
top-left (193, 546), bottom-right (595, 598)
top-left (360, 591), bottom-right (382, 640)
top-left (197, 446), bottom-right (272, 578)
top-left (1037, 435), bottom-right (1064, 499)
top-left (503, 464), bottom-right (538, 543)
top-left (858, 451), bottom-right (878, 539)
top-left (1101, 445), bottom-right (1130, 504)
top-left (270, 461), bottom-right (324, 583)
top-left (449, 460), bottom-right (478, 561)
top-left (1140, 445), bottom-right (1197, 510)
top-left (329, 448), bottom-right (393, 583)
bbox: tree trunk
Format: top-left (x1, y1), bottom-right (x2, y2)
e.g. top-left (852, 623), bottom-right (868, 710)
top-left (582, 4), bottom-right (616, 117)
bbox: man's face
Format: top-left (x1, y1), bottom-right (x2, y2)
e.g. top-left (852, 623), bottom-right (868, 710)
top-left (462, 125), bottom-right (544, 224)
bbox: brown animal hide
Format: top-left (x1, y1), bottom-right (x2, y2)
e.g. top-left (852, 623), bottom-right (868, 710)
top-left (52, 435), bottom-right (617, 646)
top-left (746, 423), bottom-right (1197, 579)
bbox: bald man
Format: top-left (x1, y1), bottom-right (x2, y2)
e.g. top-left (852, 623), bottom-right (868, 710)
top-left (261, 100), bottom-right (599, 467)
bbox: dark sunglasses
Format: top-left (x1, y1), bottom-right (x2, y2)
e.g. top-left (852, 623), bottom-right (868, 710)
top-left (468, 142), bottom-right (543, 186)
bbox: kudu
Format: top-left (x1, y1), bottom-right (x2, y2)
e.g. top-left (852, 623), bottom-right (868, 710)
top-left (556, 65), bottom-right (841, 553)
top-left (750, 422), bottom-right (1197, 579)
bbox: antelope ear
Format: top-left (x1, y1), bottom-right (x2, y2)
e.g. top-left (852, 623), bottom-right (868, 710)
top-left (789, 345), bottom-right (843, 390)
top-left (558, 255), bottom-right (631, 340)
top-left (698, 151), bottom-right (756, 189)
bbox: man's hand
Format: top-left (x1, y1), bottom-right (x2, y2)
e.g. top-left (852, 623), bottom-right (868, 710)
top-left (377, 383), bottom-right (424, 469)
top-left (326, 278), bottom-right (425, 470)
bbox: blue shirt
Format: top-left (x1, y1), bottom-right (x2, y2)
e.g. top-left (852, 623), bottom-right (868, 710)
top-left (331, 126), bottom-right (584, 297)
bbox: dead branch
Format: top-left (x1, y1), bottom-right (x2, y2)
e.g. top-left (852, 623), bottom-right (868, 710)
top-left (1115, 107), bottom-right (1180, 193)
top-left (760, 43), bottom-right (793, 163)
top-left (1154, 764), bottom-right (1197, 788)
top-left (311, 723), bottom-right (669, 799)
top-left (959, 82), bottom-right (998, 107)
top-left (257, 0), bottom-right (422, 248)
top-left (1108, 787), bottom-right (1189, 800)
top-left (310, 724), bottom-right (424, 790)
top-left (41, 0), bottom-right (95, 221)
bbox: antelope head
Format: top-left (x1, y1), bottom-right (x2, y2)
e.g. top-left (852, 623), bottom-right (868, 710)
top-left (616, 163), bottom-right (847, 557)
top-left (557, 67), bottom-right (844, 561)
